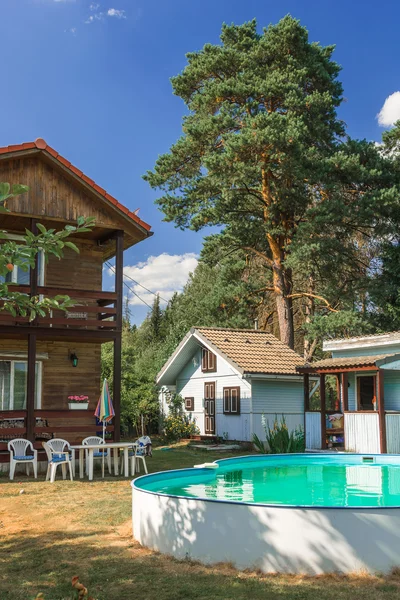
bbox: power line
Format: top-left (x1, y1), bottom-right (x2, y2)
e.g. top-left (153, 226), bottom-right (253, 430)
top-left (106, 262), bottom-right (153, 309)
top-left (106, 261), bottom-right (169, 304)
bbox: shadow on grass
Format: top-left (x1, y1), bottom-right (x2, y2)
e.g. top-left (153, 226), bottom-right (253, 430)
top-left (1, 527), bottom-right (400, 600)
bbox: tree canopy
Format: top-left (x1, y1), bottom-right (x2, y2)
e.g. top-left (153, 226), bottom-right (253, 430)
top-left (145, 16), bottom-right (399, 351)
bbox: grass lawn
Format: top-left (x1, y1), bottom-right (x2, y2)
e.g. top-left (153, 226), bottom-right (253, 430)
top-left (1, 443), bottom-right (400, 599)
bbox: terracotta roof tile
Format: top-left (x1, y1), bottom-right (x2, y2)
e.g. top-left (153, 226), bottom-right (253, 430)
top-left (196, 327), bottom-right (304, 375)
top-left (299, 354), bottom-right (396, 371)
top-left (0, 138), bottom-right (152, 233)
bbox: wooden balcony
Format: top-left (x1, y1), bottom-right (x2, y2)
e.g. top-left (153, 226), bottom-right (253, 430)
top-left (0, 285), bottom-right (118, 332)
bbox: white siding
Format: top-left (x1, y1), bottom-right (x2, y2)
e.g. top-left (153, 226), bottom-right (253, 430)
top-left (344, 412), bottom-right (380, 453)
top-left (386, 413), bottom-right (400, 453)
top-left (175, 348), bottom-right (251, 439)
top-left (383, 371), bottom-right (400, 411)
top-left (251, 379), bottom-right (304, 441)
top-left (334, 343), bottom-right (400, 358)
top-left (305, 412), bottom-right (322, 449)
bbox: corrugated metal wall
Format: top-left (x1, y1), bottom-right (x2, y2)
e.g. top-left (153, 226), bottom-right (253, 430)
top-left (305, 412), bottom-right (322, 449)
top-left (344, 413), bottom-right (380, 453)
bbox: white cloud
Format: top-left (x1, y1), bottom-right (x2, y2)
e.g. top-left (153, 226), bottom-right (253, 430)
top-left (107, 8), bottom-right (126, 18)
top-left (377, 91), bottom-right (400, 127)
top-left (65, 27), bottom-right (77, 35)
top-left (90, 2), bottom-right (100, 9)
top-left (115, 253), bottom-right (198, 307)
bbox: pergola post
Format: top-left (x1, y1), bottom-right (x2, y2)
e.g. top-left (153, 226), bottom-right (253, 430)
top-left (304, 373), bottom-right (310, 411)
top-left (320, 374), bottom-right (327, 449)
top-left (341, 372), bottom-right (348, 412)
top-left (377, 369), bottom-right (387, 453)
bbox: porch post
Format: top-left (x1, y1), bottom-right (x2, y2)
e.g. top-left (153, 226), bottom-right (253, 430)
top-left (26, 333), bottom-right (37, 442)
top-left (320, 374), bottom-right (327, 449)
top-left (341, 372), bottom-right (348, 412)
top-left (377, 368), bottom-right (387, 453)
top-left (113, 230), bottom-right (124, 442)
top-left (304, 373), bottom-right (310, 411)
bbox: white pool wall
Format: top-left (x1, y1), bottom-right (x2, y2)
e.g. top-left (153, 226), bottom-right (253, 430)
top-left (132, 454), bottom-right (400, 575)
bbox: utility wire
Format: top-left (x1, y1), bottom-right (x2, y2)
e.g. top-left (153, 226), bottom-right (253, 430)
top-left (106, 260), bottom-right (169, 304)
top-left (106, 262), bottom-right (153, 309)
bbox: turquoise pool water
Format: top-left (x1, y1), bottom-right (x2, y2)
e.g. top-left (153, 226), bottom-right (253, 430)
top-left (135, 455), bottom-right (400, 508)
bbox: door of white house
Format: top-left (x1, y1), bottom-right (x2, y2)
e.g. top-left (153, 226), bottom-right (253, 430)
top-left (204, 381), bottom-right (215, 435)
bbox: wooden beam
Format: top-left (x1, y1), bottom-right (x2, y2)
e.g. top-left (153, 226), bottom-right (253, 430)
top-left (0, 325), bottom-right (118, 342)
top-left (26, 333), bottom-right (36, 442)
top-left (114, 230), bottom-right (124, 329)
top-left (113, 334), bottom-right (122, 442)
top-left (304, 373), bottom-right (310, 411)
top-left (342, 372), bottom-right (349, 412)
top-left (377, 369), bottom-right (387, 453)
top-left (320, 374), bottom-right (327, 449)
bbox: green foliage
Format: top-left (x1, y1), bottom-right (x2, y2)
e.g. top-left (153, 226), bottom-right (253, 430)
top-left (0, 184), bottom-right (95, 320)
top-left (163, 412), bottom-right (200, 442)
top-left (144, 16), bottom-right (399, 351)
top-left (254, 415), bottom-right (305, 453)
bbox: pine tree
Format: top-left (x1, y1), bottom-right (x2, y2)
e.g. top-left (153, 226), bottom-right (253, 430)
top-left (145, 16), bottom-right (397, 349)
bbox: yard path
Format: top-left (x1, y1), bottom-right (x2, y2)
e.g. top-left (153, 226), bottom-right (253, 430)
top-left (1, 446), bottom-right (400, 599)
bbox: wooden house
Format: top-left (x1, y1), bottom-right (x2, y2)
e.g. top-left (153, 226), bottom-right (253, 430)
top-left (300, 332), bottom-right (400, 453)
top-left (157, 327), bottom-right (306, 442)
top-left (0, 138), bottom-right (152, 464)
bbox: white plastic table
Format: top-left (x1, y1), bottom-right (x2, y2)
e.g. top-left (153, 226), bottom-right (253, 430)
top-left (70, 441), bottom-right (137, 480)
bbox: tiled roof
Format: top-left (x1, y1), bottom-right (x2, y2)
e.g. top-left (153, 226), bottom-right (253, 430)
top-left (298, 354), bottom-right (397, 372)
top-left (196, 327), bottom-right (304, 375)
top-left (0, 138), bottom-right (151, 233)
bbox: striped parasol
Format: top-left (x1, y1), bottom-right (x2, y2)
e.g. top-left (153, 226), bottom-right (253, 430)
top-left (94, 379), bottom-right (115, 477)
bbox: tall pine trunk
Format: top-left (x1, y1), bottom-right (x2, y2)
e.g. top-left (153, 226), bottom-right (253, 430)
top-left (270, 243), bottom-right (295, 349)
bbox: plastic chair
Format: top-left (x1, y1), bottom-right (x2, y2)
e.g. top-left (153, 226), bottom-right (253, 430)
top-left (8, 439), bottom-right (38, 480)
top-left (82, 436), bottom-right (111, 475)
top-left (47, 438), bottom-right (76, 477)
top-left (42, 441), bottom-right (74, 483)
top-left (120, 442), bottom-right (148, 475)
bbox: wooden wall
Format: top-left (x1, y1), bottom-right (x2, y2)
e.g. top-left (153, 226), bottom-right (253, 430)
top-left (0, 155), bottom-right (126, 229)
top-left (46, 241), bottom-right (103, 291)
top-left (0, 339), bottom-right (101, 411)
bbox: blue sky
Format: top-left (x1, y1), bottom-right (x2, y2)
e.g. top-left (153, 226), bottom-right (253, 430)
top-left (1, 0), bottom-right (399, 322)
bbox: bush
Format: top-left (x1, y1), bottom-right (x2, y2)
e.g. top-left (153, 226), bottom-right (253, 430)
top-left (163, 413), bottom-right (200, 442)
top-left (252, 415), bottom-right (305, 453)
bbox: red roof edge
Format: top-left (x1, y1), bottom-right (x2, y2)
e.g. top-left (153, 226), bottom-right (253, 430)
top-left (0, 138), bottom-right (152, 233)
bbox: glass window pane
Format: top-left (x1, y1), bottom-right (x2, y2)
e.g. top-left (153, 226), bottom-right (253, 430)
top-left (14, 362), bottom-right (27, 409)
top-left (0, 362), bottom-right (11, 410)
top-left (16, 259), bottom-right (30, 285)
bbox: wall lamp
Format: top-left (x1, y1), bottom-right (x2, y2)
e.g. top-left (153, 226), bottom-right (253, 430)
top-left (70, 352), bottom-right (78, 367)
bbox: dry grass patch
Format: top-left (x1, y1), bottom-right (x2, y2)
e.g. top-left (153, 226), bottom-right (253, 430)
top-left (0, 445), bottom-right (399, 599)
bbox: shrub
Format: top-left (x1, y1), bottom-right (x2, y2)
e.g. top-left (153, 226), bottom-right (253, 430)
top-left (163, 413), bottom-right (199, 442)
top-left (252, 415), bottom-right (305, 454)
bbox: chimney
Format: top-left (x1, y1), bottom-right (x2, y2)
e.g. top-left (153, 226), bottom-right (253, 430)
top-left (254, 319), bottom-right (259, 330)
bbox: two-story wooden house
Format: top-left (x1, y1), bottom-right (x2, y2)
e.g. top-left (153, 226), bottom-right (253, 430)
top-left (0, 138), bottom-right (152, 464)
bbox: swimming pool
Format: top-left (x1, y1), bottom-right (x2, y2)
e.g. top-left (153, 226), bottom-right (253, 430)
top-left (132, 454), bottom-right (400, 574)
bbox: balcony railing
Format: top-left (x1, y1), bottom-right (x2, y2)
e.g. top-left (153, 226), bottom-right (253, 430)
top-left (0, 285), bottom-right (118, 330)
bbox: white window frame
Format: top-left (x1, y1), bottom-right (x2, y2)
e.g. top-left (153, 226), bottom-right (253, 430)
top-left (0, 359), bottom-right (42, 410)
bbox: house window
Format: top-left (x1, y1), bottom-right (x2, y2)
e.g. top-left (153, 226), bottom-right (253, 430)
top-left (223, 387), bottom-right (240, 415)
top-left (0, 248), bottom-right (44, 286)
top-left (0, 360), bottom-right (42, 410)
top-left (201, 348), bottom-right (217, 372)
top-left (185, 397), bottom-right (194, 411)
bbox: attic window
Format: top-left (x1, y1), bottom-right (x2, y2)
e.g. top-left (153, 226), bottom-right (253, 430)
top-left (202, 348), bottom-right (217, 373)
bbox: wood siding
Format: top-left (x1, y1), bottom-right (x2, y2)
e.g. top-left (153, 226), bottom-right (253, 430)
top-left (46, 242), bottom-right (103, 291)
top-left (0, 339), bottom-right (101, 442)
top-left (0, 155), bottom-right (126, 229)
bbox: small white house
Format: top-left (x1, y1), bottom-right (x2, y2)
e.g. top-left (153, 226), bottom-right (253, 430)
top-left (157, 327), bottom-right (306, 442)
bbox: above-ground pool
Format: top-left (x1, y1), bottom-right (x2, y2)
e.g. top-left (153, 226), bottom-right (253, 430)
top-left (132, 454), bottom-right (400, 574)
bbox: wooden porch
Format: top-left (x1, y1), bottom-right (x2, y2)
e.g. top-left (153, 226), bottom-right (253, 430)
top-left (300, 355), bottom-right (400, 454)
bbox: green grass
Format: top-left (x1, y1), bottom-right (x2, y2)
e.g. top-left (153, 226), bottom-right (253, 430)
top-left (1, 444), bottom-right (400, 599)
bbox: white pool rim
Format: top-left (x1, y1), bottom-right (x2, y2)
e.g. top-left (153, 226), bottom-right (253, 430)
top-left (132, 453), bottom-right (400, 575)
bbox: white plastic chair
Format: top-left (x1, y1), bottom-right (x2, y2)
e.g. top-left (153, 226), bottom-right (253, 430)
top-left (47, 438), bottom-right (76, 477)
top-left (82, 436), bottom-right (111, 475)
top-left (8, 439), bottom-right (38, 480)
top-left (120, 442), bottom-right (148, 476)
top-left (42, 441), bottom-right (74, 483)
